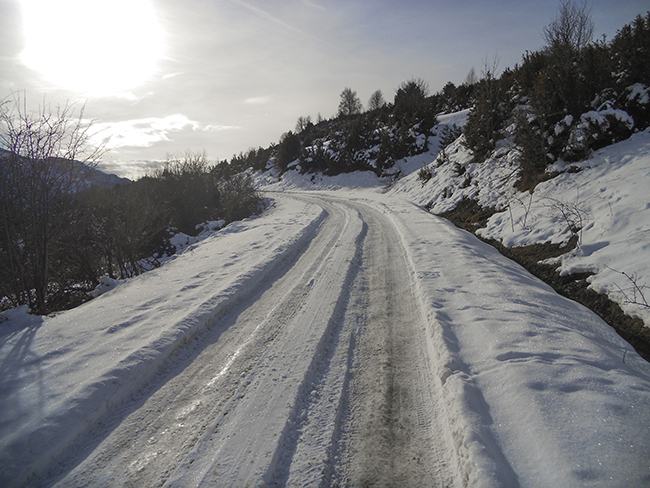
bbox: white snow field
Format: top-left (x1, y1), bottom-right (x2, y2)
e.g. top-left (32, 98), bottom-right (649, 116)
top-left (2, 186), bottom-right (650, 487)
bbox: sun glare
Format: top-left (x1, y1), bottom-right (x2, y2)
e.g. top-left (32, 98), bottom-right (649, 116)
top-left (20, 0), bottom-right (164, 95)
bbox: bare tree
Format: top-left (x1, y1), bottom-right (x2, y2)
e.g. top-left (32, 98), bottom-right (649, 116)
top-left (295, 115), bottom-right (312, 133)
top-left (0, 92), bottom-right (105, 313)
top-left (464, 67), bottom-right (478, 86)
top-left (367, 89), bottom-right (386, 111)
top-left (543, 0), bottom-right (594, 54)
top-left (337, 87), bottom-right (363, 117)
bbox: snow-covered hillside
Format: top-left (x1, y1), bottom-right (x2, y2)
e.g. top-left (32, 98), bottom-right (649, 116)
top-left (390, 124), bottom-right (650, 329)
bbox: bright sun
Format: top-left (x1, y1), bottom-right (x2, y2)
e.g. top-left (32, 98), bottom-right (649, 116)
top-left (21, 0), bottom-right (164, 95)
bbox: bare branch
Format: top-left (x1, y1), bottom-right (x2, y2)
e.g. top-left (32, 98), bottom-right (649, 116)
top-left (543, 0), bottom-right (594, 54)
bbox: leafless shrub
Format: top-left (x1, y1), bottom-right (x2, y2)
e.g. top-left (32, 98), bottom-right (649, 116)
top-left (418, 165), bottom-right (433, 185)
top-left (607, 266), bottom-right (650, 310)
top-left (543, 196), bottom-right (591, 246)
top-left (0, 92), bottom-right (106, 313)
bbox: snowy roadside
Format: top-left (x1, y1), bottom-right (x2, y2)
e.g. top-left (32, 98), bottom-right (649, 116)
top-left (369, 194), bottom-right (650, 487)
top-left (0, 197), bottom-right (325, 486)
top-left (389, 127), bottom-right (650, 328)
top-left (257, 144), bottom-right (650, 485)
top-left (2, 186), bottom-right (650, 486)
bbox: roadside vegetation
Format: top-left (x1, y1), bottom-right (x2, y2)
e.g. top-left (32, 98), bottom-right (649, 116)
top-left (0, 95), bottom-right (261, 314)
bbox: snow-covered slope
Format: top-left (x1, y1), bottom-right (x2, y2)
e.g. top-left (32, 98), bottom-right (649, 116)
top-left (389, 127), bottom-right (650, 327)
top-left (261, 113), bottom-right (650, 328)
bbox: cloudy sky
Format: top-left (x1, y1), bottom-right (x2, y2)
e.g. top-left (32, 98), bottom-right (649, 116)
top-left (1, 0), bottom-right (648, 177)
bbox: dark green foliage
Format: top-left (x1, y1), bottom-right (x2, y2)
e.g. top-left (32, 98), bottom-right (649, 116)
top-left (215, 173), bottom-right (262, 223)
top-left (0, 148), bottom-right (262, 313)
top-left (507, 11), bottom-right (650, 187)
top-left (439, 124), bottom-right (463, 150)
top-left (394, 78), bottom-right (438, 134)
top-left (275, 131), bottom-right (302, 172)
top-left (439, 81), bottom-right (475, 113)
top-left (514, 109), bottom-right (553, 189)
top-left (227, 146), bottom-right (274, 175)
top-left (152, 152), bottom-right (217, 235)
top-left (77, 180), bottom-right (171, 281)
top-left (463, 70), bottom-right (511, 162)
top-left (295, 115), bottom-right (313, 133)
top-left (394, 78), bottom-right (429, 118)
top-left (562, 110), bottom-right (635, 161)
top-left (610, 13), bottom-right (650, 87)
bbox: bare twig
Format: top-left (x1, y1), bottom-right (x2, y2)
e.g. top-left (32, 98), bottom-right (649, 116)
top-left (607, 266), bottom-right (650, 310)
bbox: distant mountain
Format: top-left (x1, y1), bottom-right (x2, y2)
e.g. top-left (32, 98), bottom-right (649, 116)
top-left (0, 149), bottom-right (130, 190)
top-left (82, 165), bottom-right (131, 189)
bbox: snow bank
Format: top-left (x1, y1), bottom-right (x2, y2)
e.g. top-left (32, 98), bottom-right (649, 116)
top-left (476, 129), bottom-right (650, 325)
top-left (0, 197), bottom-right (325, 486)
top-left (385, 124), bottom-right (650, 327)
top-left (366, 193), bottom-right (650, 488)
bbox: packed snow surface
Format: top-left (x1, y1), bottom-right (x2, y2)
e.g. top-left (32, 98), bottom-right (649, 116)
top-left (2, 116), bottom-right (650, 487)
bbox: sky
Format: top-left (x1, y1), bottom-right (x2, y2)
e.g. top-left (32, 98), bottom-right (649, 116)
top-left (1, 0), bottom-right (648, 178)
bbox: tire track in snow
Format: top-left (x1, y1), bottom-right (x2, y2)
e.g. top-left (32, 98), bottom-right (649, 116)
top-left (264, 213), bottom-right (367, 486)
top-left (52, 194), bottom-right (457, 487)
top-left (162, 197), bottom-right (368, 486)
top-left (329, 197), bottom-right (455, 487)
top-left (50, 197), bottom-right (347, 487)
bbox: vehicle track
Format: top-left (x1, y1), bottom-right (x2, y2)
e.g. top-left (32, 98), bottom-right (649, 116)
top-left (329, 198), bottom-right (454, 487)
top-left (52, 194), bottom-right (455, 487)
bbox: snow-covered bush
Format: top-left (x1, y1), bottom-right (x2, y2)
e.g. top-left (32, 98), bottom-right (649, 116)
top-left (562, 107), bottom-right (634, 161)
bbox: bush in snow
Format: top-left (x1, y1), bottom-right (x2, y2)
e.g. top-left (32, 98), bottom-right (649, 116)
top-left (610, 13), bottom-right (650, 89)
top-left (562, 107), bottom-right (635, 161)
top-left (275, 131), bottom-right (302, 173)
top-left (0, 92), bottom-right (106, 314)
top-left (463, 67), bottom-right (511, 162)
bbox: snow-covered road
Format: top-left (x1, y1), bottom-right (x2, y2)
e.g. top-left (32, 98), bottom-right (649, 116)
top-left (2, 191), bottom-right (650, 487)
top-left (45, 194), bottom-right (455, 487)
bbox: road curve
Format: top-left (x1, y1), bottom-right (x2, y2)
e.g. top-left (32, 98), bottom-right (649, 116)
top-left (53, 193), bottom-right (456, 487)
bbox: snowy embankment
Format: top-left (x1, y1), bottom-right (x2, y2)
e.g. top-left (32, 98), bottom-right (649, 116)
top-left (249, 117), bottom-right (650, 485)
top-left (371, 196), bottom-right (650, 487)
top-left (1, 187), bottom-right (650, 486)
top-left (0, 198), bottom-right (325, 486)
top-left (390, 126), bottom-right (650, 327)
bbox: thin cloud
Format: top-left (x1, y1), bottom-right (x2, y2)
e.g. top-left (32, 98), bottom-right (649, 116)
top-left (203, 124), bottom-right (242, 131)
top-left (113, 91), bottom-right (154, 101)
top-left (93, 114), bottom-right (239, 149)
top-left (244, 96), bottom-right (272, 105)
top-left (229, 0), bottom-right (342, 53)
top-left (162, 71), bottom-right (185, 80)
top-left (302, 0), bottom-right (325, 10)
